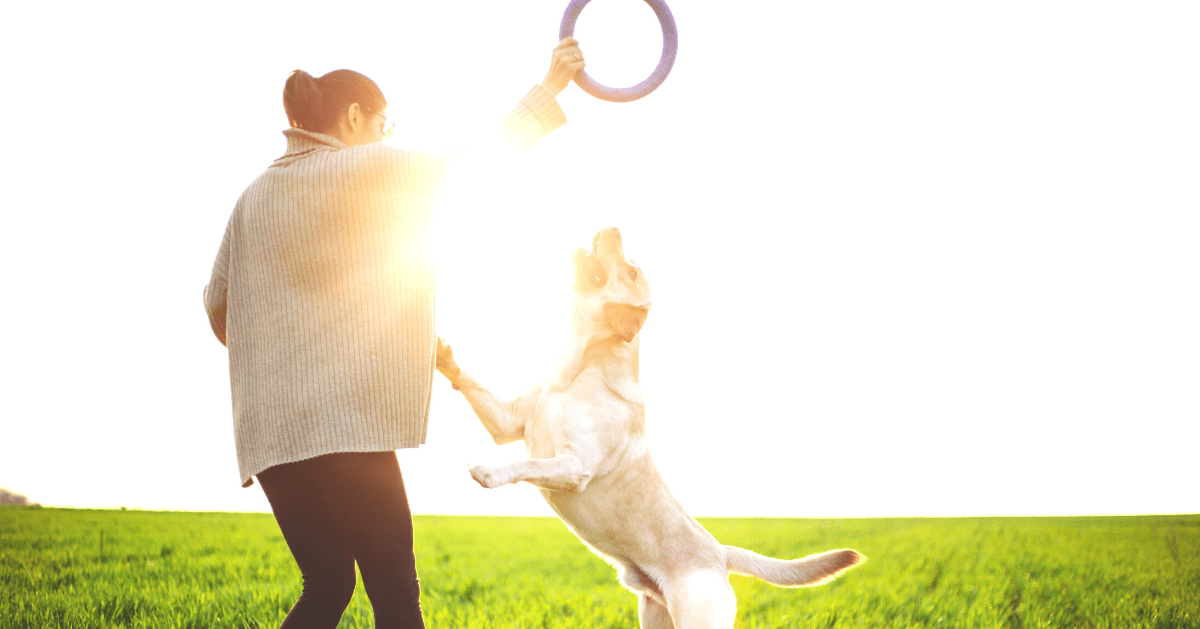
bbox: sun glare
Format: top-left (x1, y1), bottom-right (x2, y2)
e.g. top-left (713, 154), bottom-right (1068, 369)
top-left (431, 146), bottom-right (577, 397)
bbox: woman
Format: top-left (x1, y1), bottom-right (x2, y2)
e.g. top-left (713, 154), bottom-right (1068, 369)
top-left (203, 39), bottom-right (585, 628)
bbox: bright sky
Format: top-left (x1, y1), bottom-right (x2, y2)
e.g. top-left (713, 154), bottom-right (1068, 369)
top-left (1, 0), bottom-right (1196, 518)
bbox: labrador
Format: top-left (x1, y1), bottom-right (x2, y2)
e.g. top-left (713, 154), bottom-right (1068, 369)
top-left (435, 227), bottom-right (863, 628)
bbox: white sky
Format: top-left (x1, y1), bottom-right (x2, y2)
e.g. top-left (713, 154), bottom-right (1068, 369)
top-left (1, 0), bottom-right (1196, 518)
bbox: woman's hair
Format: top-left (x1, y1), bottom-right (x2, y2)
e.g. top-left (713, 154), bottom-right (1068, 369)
top-left (283, 69), bottom-right (386, 133)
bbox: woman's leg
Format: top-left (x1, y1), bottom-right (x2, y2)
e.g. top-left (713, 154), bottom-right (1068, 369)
top-left (258, 459), bottom-right (358, 629)
top-left (310, 451), bottom-right (425, 628)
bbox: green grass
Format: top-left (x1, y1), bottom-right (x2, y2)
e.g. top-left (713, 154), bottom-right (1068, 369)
top-left (1, 507), bottom-right (1196, 628)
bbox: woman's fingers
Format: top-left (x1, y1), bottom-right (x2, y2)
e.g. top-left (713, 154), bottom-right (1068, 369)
top-left (542, 38), bottom-right (586, 96)
top-left (555, 37), bottom-right (583, 64)
top-left (556, 46), bottom-right (583, 66)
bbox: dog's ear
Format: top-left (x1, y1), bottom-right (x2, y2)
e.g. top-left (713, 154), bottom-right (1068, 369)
top-left (604, 302), bottom-right (648, 343)
top-left (573, 247), bottom-right (607, 291)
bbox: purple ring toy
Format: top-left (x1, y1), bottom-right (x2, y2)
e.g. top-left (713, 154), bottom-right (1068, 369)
top-left (559, 0), bottom-right (678, 103)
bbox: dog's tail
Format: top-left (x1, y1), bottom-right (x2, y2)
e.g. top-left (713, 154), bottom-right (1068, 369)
top-left (724, 546), bottom-right (865, 587)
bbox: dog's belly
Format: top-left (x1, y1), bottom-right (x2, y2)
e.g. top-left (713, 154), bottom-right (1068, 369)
top-left (526, 369), bottom-right (722, 577)
top-left (538, 454), bottom-right (709, 568)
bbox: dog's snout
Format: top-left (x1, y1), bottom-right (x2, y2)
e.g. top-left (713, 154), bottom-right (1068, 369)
top-left (592, 227), bottom-right (620, 253)
top-left (593, 227), bottom-right (624, 262)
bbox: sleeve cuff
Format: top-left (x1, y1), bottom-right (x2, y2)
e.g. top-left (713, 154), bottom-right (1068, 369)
top-left (520, 84), bottom-right (567, 134)
top-left (497, 84), bottom-right (568, 152)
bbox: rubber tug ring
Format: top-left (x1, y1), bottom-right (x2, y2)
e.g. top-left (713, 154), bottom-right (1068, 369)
top-left (559, 0), bottom-right (678, 102)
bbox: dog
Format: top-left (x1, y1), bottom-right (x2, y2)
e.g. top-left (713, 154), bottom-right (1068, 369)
top-left (435, 227), bottom-right (863, 628)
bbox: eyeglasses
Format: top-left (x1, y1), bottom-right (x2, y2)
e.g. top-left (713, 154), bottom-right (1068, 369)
top-left (369, 111), bottom-right (395, 141)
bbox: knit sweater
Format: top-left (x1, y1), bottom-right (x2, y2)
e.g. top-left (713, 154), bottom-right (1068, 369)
top-left (205, 84), bottom-right (566, 487)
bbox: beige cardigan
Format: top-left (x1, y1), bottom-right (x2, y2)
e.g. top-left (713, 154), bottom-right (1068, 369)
top-left (205, 85), bottom-right (566, 487)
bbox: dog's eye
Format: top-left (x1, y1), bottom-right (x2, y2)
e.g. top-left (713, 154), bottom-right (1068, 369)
top-left (628, 269), bottom-right (638, 281)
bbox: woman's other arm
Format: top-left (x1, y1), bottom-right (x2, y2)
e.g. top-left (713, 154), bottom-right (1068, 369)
top-left (203, 219), bottom-right (232, 347)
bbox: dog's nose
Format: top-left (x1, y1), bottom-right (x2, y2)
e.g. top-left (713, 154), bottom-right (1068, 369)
top-left (593, 227), bottom-right (624, 260)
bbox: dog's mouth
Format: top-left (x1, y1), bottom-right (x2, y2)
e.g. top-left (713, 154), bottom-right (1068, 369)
top-left (604, 302), bottom-right (650, 343)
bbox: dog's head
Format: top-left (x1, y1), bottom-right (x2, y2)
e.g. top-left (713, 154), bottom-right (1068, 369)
top-left (572, 227), bottom-right (652, 343)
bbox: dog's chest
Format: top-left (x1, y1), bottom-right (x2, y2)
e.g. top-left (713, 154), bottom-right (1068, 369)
top-left (527, 368), bottom-right (643, 460)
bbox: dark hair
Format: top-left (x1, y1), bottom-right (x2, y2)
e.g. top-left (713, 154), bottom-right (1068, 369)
top-left (283, 69), bottom-right (386, 133)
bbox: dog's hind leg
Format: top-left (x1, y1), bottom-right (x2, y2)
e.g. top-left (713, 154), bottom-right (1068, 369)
top-left (664, 570), bottom-right (736, 629)
top-left (639, 594), bottom-right (675, 629)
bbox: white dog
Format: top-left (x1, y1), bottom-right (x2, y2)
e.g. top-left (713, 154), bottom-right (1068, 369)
top-left (436, 228), bottom-right (863, 628)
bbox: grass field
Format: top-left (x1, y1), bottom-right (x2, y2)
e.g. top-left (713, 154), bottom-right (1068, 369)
top-left (1, 507), bottom-right (1195, 628)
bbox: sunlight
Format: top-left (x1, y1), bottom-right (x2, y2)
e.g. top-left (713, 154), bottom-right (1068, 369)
top-left (11, 0), bottom-right (1193, 521)
top-left (432, 144), bottom-right (578, 397)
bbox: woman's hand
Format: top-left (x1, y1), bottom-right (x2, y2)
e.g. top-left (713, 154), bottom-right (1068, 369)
top-left (541, 37), bottom-right (585, 97)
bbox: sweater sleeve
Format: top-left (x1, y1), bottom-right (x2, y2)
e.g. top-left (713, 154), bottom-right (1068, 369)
top-left (203, 218), bottom-right (232, 347)
top-left (416, 83), bottom-right (567, 178)
top-left (499, 83), bottom-right (568, 151)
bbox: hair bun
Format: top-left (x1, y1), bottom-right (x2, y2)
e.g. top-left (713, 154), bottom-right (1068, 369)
top-left (283, 69), bottom-right (323, 130)
top-left (280, 68), bottom-right (385, 135)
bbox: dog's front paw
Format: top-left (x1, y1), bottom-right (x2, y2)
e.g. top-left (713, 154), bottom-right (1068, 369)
top-left (469, 464), bottom-right (510, 489)
top-left (435, 337), bottom-right (462, 385)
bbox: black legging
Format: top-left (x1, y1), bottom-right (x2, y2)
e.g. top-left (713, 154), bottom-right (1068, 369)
top-left (257, 451), bottom-right (425, 628)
